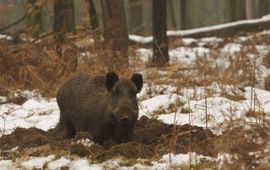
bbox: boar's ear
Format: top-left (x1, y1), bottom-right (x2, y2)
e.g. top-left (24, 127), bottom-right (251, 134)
top-left (131, 73), bottom-right (143, 93)
top-left (106, 72), bottom-right (119, 92)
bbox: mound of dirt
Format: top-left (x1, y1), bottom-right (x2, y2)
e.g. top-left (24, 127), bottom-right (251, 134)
top-left (134, 116), bottom-right (215, 157)
top-left (98, 142), bottom-right (153, 161)
top-left (133, 116), bottom-right (172, 144)
top-left (0, 116), bottom-right (216, 162)
top-left (0, 128), bottom-right (49, 151)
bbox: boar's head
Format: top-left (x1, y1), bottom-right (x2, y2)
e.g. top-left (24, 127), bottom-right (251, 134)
top-left (106, 72), bottom-right (143, 126)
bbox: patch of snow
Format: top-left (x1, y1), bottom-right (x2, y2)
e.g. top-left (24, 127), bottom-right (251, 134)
top-left (47, 157), bottom-right (71, 169)
top-left (139, 94), bottom-right (186, 118)
top-left (141, 85), bottom-right (270, 135)
top-left (262, 14), bottom-right (270, 19)
top-left (200, 37), bottom-right (222, 43)
top-left (136, 48), bottom-right (152, 63)
top-left (0, 160), bottom-right (16, 170)
top-left (169, 46), bottom-right (210, 65)
top-left (20, 155), bottom-right (55, 169)
top-left (197, 37), bottom-right (223, 47)
top-left (73, 138), bottom-right (94, 148)
top-left (181, 38), bottom-right (196, 45)
top-left (0, 34), bottom-right (12, 40)
top-left (216, 153), bottom-right (235, 169)
top-left (129, 35), bottom-right (152, 44)
top-left (222, 43), bottom-right (242, 54)
top-left (70, 159), bottom-right (100, 170)
top-left (0, 97), bottom-right (59, 136)
top-left (154, 152), bottom-right (234, 169)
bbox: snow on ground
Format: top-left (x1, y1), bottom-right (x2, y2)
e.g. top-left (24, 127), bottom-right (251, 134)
top-left (0, 84), bottom-right (270, 168)
top-left (21, 155), bottom-right (55, 169)
top-left (136, 46), bottom-right (210, 65)
top-left (0, 34), bottom-right (12, 40)
top-left (17, 152), bottom-right (239, 169)
top-left (0, 160), bottom-right (15, 170)
top-left (140, 85), bottom-right (270, 135)
top-left (156, 152), bottom-right (234, 169)
top-left (0, 152), bottom-right (233, 170)
top-left (0, 93), bottom-right (59, 136)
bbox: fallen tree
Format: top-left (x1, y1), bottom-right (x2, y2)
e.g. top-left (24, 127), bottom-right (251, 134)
top-left (129, 16), bottom-right (270, 47)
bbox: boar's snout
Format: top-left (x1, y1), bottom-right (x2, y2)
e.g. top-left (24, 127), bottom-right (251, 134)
top-left (120, 116), bottom-right (131, 124)
top-left (112, 105), bottom-right (138, 125)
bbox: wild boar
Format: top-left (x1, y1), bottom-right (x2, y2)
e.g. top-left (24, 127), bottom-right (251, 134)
top-left (56, 72), bottom-right (143, 144)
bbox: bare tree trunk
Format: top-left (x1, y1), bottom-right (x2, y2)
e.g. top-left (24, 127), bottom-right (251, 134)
top-left (101, 0), bottom-right (129, 59)
top-left (226, 0), bottom-right (246, 22)
top-left (53, 0), bottom-right (75, 42)
top-left (141, 0), bottom-right (152, 35)
top-left (180, 0), bottom-right (187, 29)
top-left (152, 0), bottom-right (169, 65)
top-left (129, 0), bottom-right (143, 34)
top-left (168, 0), bottom-right (177, 29)
top-left (236, 0), bottom-right (246, 20)
top-left (87, 0), bottom-right (99, 31)
top-left (246, 0), bottom-right (255, 19)
top-left (259, 0), bottom-right (270, 17)
top-left (26, 0), bottom-right (42, 37)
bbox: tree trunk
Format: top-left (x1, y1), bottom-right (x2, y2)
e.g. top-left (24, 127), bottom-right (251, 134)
top-left (235, 0), bottom-right (246, 20)
top-left (87, 0), bottom-right (99, 31)
top-left (101, 0), bottom-right (129, 59)
top-left (259, 0), bottom-right (270, 17)
top-left (168, 0), bottom-right (177, 29)
top-left (180, 0), bottom-right (187, 29)
top-left (226, 0), bottom-right (246, 22)
top-left (129, 0), bottom-right (143, 34)
top-left (152, 0), bottom-right (169, 65)
top-left (26, 0), bottom-right (42, 37)
top-left (246, 0), bottom-right (255, 19)
top-left (53, 0), bottom-right (75, 42)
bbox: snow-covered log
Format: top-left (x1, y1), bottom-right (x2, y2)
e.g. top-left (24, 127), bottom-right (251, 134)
top-left (129, 16), bottom-right (270, 46)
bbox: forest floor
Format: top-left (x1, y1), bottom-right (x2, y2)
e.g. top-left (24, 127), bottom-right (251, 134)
top-left (1, 28), bottom-right (270, 169)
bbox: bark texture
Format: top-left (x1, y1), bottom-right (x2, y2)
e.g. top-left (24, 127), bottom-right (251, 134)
top-left (152, 0), bottom-right (169, 65)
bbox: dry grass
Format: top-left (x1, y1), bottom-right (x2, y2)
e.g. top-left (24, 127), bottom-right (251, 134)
top-left (264, 75), bottom-right (270, 90)
top-left (0, 32), bottom-right (137, 97)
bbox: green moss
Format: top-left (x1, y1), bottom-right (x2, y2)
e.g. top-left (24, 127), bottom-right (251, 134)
top-left (117, 157), bottom-right (138, 167)
top-left (181, 107), bottom-right (192, 114)
top-left (150, 107), bottom-right (167, 118)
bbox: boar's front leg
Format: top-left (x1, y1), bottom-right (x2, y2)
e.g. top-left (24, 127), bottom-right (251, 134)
top-left (92, 123), bottom-right (115, 144)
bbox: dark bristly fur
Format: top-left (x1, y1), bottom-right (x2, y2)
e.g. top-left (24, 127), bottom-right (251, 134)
top-left (56, 72), bottom-right (143, 144)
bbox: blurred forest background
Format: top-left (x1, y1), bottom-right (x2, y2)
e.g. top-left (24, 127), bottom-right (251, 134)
top-left (1, 0), bottom-right (270, 95)
top-left (1, 0), bottom-right (270, 36)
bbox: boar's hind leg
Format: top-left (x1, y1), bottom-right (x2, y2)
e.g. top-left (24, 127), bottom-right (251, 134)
top-left (60, 112), bottom-right (76, 138)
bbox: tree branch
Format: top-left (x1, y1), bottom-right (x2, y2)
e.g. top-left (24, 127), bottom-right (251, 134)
top-left (0, 14), bottom-right (27, 33)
